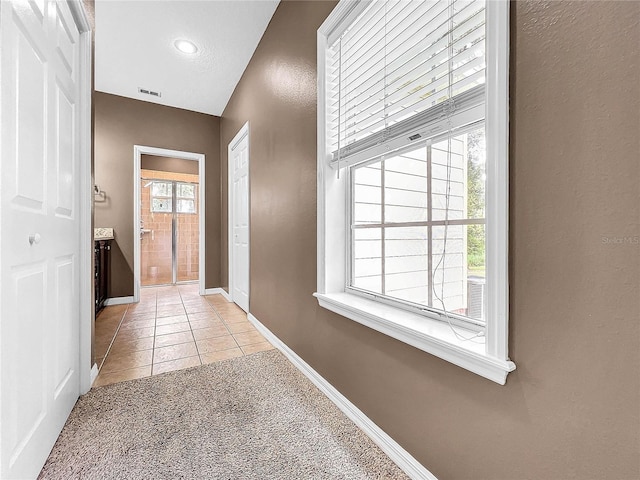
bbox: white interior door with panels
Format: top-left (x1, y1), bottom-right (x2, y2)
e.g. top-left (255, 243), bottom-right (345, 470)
top-left (228, 123), bottom-right (250, 312)
top-left (0, 0), bottom-right (91, 478)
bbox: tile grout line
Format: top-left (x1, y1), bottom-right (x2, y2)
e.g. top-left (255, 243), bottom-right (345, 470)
top-left (150, 289), bottom-right (158, 376)
top-left (204, 297), bottom-right (237, 339)
top-left (194, 291), bottom-right (229, 362)
top-left (98, 305), bottom-right (155, 377)
top-left (209, 302), bottom-right (274, 354)
top-left (95, 287), bottom-right (172, 384)
top-left (200, 294), bottom-right (245, 360)
top-left (188, 291), bottom-right (267, 356)
top-left (101, 288), bottom-right (258, 384)
top-left (178, 285), bottom-right (198, 359)
top-left (153, 285), bottom-right (196, 372)
top-left (95, 295), bottom-right (156, 385)
top-left (179, 284), bottom-right (203, 368)
top-left (96, 305), bottom-right (130, 374)
top-left (210, 300), bottom-right (245, 353)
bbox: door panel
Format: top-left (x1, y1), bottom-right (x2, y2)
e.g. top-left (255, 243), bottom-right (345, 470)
top-left (54, 1), bottom-right (78, 76)
top-left (55, 81), bottom-right (75, 217)
top-left (15, 19), bottom-right (47, 211)
top-left (1, 1), bottom-right (84, 477)
top-left (176, 182), bottom-right (199, 283)
top-left (54, 256), bottom-right (75, 398)
top-left (7, 264), bottom-right (46, 471)
top-left (141, 178), bottom-right (199, 286)
top-left (141, 179), bottom-right (174, 286)
top-left (231, 132), bottom-right (249, 312)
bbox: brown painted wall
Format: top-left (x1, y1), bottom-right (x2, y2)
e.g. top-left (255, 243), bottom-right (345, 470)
top-left (141, 155), bottom-right (199, 175)
top-left (220, 1), bottom-right (640, 478)
top-left (95, 92), bottom-right (221, 296)
top-left (140, 155), bottom-right (199, 175)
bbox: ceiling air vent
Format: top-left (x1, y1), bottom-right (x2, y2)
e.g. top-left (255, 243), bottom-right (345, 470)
top-left (138, 87), bottom-right (162, 98)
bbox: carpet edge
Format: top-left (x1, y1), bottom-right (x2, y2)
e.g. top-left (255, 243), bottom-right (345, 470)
top-left (246, 312), bottom-right (438, 480)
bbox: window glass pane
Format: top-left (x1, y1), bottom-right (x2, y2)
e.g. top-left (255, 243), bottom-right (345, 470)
top-left (151, 181), bottom-right (172, 197)
top-left (467, 223), bottom-right (486, 320)
top-left (384, 226), bottom-right (428, 305)
top-left (431, 224), bottom-right (466, 316)
top-left (384, 147), bottom-right (428, 223)
top-left (177, 183), bottom-right (195, 199)
top-left (467, 223), bottom-right (485, 279)
top-left (432, 127), bottom-right (485, 221)
top-left (151, 198), bottom-right (172, 213)
top-left (177, 199), bottom-right (196, 214)
top-left (352, 228), bottom-right (381, 293)
top-left (466, 128), bottom-right (486, 219)
top-left (431, 136), bottom-right (466, 221)
top-left (349, 127), bottom-right (487, 324)
top-left (431, 224), bottom-right (485, 321)
top-left (352, 163), bottom-right (381, 225)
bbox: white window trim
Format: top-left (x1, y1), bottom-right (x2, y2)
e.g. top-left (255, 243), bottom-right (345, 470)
top-left (316, 0), bottom-right (515, 385)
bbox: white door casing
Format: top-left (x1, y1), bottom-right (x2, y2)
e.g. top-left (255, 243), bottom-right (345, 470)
top-left (0, 1), bottom-right (91, 478)
top-left (132, 145), bottom-right (206, 301)
top-left (228, 123), bottom-right (250, 312)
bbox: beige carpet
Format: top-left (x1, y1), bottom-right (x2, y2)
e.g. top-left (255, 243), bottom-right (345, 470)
top-left (39, 350), bottom-right (408, 479)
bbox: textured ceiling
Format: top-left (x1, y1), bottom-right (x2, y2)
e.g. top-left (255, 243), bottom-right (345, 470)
top-left (95, 0), bottom-right (280, 116)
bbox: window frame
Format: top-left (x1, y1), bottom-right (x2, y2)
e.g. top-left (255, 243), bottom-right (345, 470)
top-left (150, 181), bottom-right (173, 213)
top-left (149, 180), bottom-right (197, 215)
top-left (316, 0), bottom-right (514, 384)
top-left (176, 181), bottom-right (197, 215)
top-left (346, 130), bottom-right (488, 331)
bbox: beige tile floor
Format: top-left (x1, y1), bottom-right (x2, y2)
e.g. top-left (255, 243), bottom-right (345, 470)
top-left (93, 284), bottom-right (274, 387)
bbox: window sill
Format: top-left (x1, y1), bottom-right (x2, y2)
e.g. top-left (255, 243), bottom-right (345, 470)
top-left (314, 292), bottom-right (515, 385)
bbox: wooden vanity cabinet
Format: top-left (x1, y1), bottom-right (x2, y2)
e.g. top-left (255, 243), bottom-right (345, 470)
top-left (94, 240), bottom-right (111, 315)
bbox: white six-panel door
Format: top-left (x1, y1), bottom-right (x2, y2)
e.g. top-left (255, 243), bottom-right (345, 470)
top-left (0, 1), bottom-right (85, 477)
top-left (229, 124), bottom-right (250, 312)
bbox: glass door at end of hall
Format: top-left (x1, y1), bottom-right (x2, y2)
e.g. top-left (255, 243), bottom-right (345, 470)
top-left (140, 178), bottom-right (199, 286)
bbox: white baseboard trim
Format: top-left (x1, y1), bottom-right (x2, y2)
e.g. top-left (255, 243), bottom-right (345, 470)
top-left (104, 296), bottom-right (135, 306)
top-left (89, 363), bottom-right (99, 387)
top-left (204, 288), bottom-right (231, 301)
top-left (247, 312), bottom-right (438, 480)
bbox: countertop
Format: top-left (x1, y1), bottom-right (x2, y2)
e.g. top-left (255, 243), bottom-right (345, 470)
top-left (94, 227), bottom-right (114, 241)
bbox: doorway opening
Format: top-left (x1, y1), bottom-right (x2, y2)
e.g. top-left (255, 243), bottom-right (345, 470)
top-left (134, 146), bottom-right (205, 301)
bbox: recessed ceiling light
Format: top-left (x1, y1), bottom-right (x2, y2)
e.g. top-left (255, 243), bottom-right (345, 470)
top-left (174, 39), bottom-right (198, 55)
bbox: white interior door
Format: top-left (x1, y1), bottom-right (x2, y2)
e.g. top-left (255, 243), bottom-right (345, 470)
top-left (0, 1), bottom-right (85, 477)
top-left (229, 125), bottom-right (250, 312)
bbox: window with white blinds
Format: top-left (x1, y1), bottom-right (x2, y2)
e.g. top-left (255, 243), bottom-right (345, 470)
top-left (326, 0), bottom-right (486, 168)
top-left (316, 0), bottom-right (513, 384)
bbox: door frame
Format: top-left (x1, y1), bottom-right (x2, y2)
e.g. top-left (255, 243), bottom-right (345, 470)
top-left (228, 122), bottom-right (250, 309)
top-left (133, 146), bottom-right (206, 301)
top-left (70, 0), bottom-right (94, 395)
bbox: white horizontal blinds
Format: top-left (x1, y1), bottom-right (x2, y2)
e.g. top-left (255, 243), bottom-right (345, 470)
top-left (327, 0), bottom-right (486, 166)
